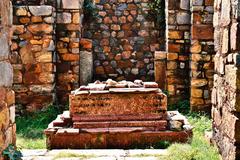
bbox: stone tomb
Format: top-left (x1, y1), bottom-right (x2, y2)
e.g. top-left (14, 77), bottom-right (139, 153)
top-left (45, 82), bottom-right (192, 149)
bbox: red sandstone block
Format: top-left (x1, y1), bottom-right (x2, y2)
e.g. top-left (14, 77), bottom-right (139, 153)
top-left (44, 128), bottom-right (57, 135)
top-left (52, 115), bottom-right (66, 127)
top-left (80, 39), bottom-right (92, 49)
top-left (143, 82), bottom-right (159, 88)
top-left (192, 24), bottom-right (214, 40)
top-left (205, 0), bottom-right (214, 6)
top-left (60, 111), bottom-right (71, 123)
top-left (45, 129), bottom-right (192, 149)
top-left (56, 128), bottom-right (79, 135)
top-left (168, 43), bottom-right (181, 52)
top-left (73, 120), bottom-right (167, 130)
top-left (72, 113), bottom-right (167, 122)
top-left (70, 92), bottom-right (167, 117)
top-left (80, 127), bottom-right (159, 133)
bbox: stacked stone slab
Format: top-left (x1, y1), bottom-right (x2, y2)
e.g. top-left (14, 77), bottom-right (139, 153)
top-left (11, 5), bottom-right (55, 113)
top-left (0, 0), bottom-right (16, 159)
top-left (212, 0), bottom-right (240, 159)
top-left (163, 0), bottom-right (191, 104)
top-left (45, 84), bottom-right (192, 149)
top-left (55, 0), bottom-right (84, 104)
top-left (190, 0), bottom-right (214, 112)
top-left (83, 0), bottom-right (165, 82)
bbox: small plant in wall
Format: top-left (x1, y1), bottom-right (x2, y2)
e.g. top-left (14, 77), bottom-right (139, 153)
top-left (148, 0), bottom-right (165, 29)
top-left (2, 144), bottom-right (22, 160)
top-left (83, 0), bottom-right (99, 22)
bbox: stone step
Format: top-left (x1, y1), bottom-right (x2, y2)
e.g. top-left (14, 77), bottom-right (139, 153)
top-left (72, 113), bottom-right (167, 122)
top-left (73, 120), bottom-right (167, 130)
top-left (45, 111), bottom-right (193, 149)
top-left (45, 128), bottom-right (192, 149)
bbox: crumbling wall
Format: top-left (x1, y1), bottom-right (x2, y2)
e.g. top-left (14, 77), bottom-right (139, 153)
top-left (212, 0), bottom-right (240, 159)
top-left (11, 0), bottom-right (85, 111)
top-left (0, 0), bottom-right (16, 159)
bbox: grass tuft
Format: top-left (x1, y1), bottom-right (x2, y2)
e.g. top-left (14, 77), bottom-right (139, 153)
top-left (16, 105), bottom-right (62, 149)
top-left (159, 113), bottom-right (220, 160)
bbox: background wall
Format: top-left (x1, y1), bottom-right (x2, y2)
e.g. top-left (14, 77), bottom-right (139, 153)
top-left (83, 0), bottom-right (165, 82)
top-left (10, 0), bottom-right (215, 113)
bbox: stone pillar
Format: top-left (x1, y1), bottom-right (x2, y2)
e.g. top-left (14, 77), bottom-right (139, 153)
top-left (80, 38), bottom-right (93, 85)
top-left (0, 0), bottom-right (16, 159)
top-left (11, 5), bottom-right (55, 113)
top-left (190, 0), bottom-right (214, 112)
top-left (154, 51), bottom-right (167, 90)
top-left (55, 0), bottom-right (84, 105)
top-left (212, 0), bottom-right (240, 159)
top-left (165, 0), bottom-right (191, 104)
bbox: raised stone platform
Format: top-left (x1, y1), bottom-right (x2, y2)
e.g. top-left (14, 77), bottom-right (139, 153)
top-left (45, 111), bottom-right (192, 149)
top-left (45, 81), bottom-right (192, 149)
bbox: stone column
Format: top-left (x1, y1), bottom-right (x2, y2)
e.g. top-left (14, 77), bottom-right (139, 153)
top-left (165, 0), bottom-right (191, 104)
top-left (55, 0), bottom-right (84, 105)
top-left (190, 0), bottom-right (214, 112)
top-left (80, 38), bottom-right (93, 85)
top-left (212, 0), bottom-right (240, 159)
top-left (0, 0), bottom-right (16, 159)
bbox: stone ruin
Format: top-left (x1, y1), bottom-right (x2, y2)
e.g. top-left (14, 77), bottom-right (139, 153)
top-left (0, 0), bottom-right (239, 159)
top-left (45, 79), bottom-right (192, 149)
top-left (10, 0), bottom-right (215, 114)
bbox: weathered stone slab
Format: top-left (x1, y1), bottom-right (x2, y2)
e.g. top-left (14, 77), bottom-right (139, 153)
top-left (29, 6), bottom-right (52, 16)
top-left (176, 12), bottom-right (190, 25)
top-left (192, 24), bottom-right (214, 40)
top-left (70, 92), bottom-right (167, 117)
top-left (154, 60), bottom-right (166, 90)
top-left (0, 33), bottom-right (10, 58)
top-left (72, 114), bottom-right (167, 122)
top-left (0, 62), bottom-right (13, 87)
top-left (45, 129), bottom-right (192, 149)
top-left (80, 51), bottom-right (93, 85)
top-left (73, 120), bottom-right (167, 130)
top-left (57, 13), bottom-right (72, 24)
top-left (62, 0), bottom-right (82, 9)
top-left (27, 24), bottom-right (53, 34)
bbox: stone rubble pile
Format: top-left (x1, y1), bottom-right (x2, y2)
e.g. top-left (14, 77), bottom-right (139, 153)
top-left (74, 79), bottom-right (159, 91)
